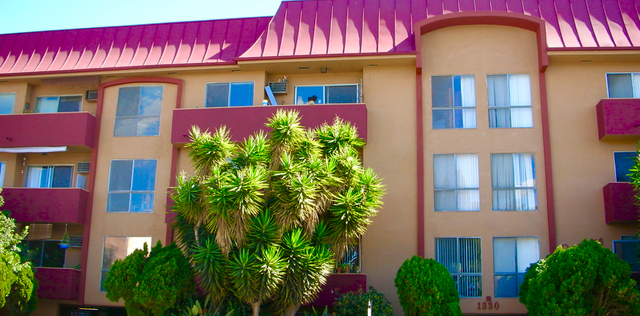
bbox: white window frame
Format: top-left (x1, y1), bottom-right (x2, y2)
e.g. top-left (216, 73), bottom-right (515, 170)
top-left (100, 236), bottom-right (152, 291)
top-left (205, 81), bottom-right (255, 107)
top-left (294, 84), bottom-right (360, 105)
top-left (24, 164), bottom-right (75, 188)
top-left (0, 92), bottom-right (16, 115)
top-left (107, 159), bottom-right (157, 213)
top-left (431, 75), bottom-right (476, 129)
top-left (493, 236), bottom-right (540, 298)
top-left (114, 85), bottom-right (163, 137)
top-left (491, 153), bottom-right (537, 211)
top-left (0, 162), bottom-right (5, 187)
top-left (433, 154), bottom-right (480, 212)
top-left (34, 95), bottom-right (83, 113)
top-left (487, 74), bottom-right (533, 128)
top-left (606, 73), bottom-right (640, 98)
top-left (435, 237), bottom-right (482, 298)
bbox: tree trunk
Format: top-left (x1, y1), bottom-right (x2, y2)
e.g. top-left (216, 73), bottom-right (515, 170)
top-left (284, 304), bottom-right (300, 316)
top-left (251, 302), bottom-right (260, 316)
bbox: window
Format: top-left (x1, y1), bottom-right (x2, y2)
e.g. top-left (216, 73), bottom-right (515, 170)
top-left (25, 165), bottom-right (74, 188)
top-left (295, 84), bottom-right (359, 105)
top-left (614, 152), bottom-right (637, 182)
top-left (491, 153), bottom-right (536, 211)
top-left (613, 236), bottom-right (640, 273)
top-left (493, 237), bottom-right (540, 297)
top-left (35, 95), bottom-right (82, 113)
top-left (107, 159), bottom-right (157, 213)
top-left (114, 86), bottom-right (162, 137)
top-left (101, 236), bottom-right (152, 291)
top-left (0, 162), bottom-right (4, 187)
top-left (21, 240), bottom-right (66, 268)
top-left (607, 73), bottom-right (640, 98)
top-left (436, 237), bottom-right (482, 297)
top-left (0, 93), bottom-right (16, 114)
top-left (432, 75), bottom-right (476, 129)
top-left (487, 74), bottom-right (533, 128)
top-left (433, 154), bottom-right (479, 211)
top-left (206, 82), bottom-right (254, 107)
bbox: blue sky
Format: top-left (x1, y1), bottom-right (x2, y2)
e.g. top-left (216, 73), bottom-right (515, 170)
top-left (0, 0), bottom-right (284, 34)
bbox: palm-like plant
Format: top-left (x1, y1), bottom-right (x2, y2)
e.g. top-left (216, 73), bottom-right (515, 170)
top-left (172, 110), bottom-right (384, 316)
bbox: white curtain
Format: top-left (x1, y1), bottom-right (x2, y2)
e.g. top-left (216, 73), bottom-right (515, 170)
top-left (488, 75), bottom-right (532, 128)
top-left (36, 97), bottom-right (59, 113)
top-left (633, 73), bottom-right (640, 98)
top-left (516, 237), bottom-right (539, 272)
top-left (509, 75), bottom-right (533, 127)
top-left (492, 154), bottom-right (536, 211)
top-left (461, 76), bottom-right (476, 128)
top-left (434, 154), bottom-right (479, 211)
top-left (26, 166), bottom-right (47, 188)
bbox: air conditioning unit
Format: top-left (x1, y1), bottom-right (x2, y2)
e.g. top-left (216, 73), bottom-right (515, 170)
top-left (268, 82), bottom-right (287, 94)
top-left (77, 162), bottom-right (90, 173)
top-left (86, 90), bottom-right (98, 101)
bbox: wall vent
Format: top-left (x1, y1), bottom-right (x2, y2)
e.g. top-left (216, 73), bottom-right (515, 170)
top-left (86, 90), bottom-right (98, 101)
top-left (69, 236), bottom-right (83, 248)
top-left (268, 82), bottom-right (287, 94)
top-left (77, 162), bottom-right (90, 173)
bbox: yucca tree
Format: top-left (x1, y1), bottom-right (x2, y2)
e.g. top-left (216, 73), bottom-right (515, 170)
top-left (172, 110), bottom-right (384, 316)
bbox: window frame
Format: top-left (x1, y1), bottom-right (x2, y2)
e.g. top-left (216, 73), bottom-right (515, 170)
top-left (294, 84), bottom-right (360, 105)
top-left (114, 85), bottom-right (163, 137)
top-left (493, 236), bottom-right (540, 298)
top-left (24, 164), bottom-right (75, 188)
top-left (34, 95), bottom-right (83, 113)
top-left (435, 237), bottom-right (483, 298)
top-left (433, 153), bottom-right (480, 212)
top-left (106, 159), bottom-right (157, 213)
top-left (431, 75), bottom-right (477, 129)
top-left (0, 162), bottom-right (5, 187)
top-left (491, 153), bottom-right (537, 211)
top-left (487, 74), bottom-right (533, 128)
top-left (100, 236), bottom-right (152, 291)
top-left (614, 151), bottom-right (637, 182)
top-left (21, 239), bottom-right (66, 268)
top-left (205, 81), bottom-right (255, 107)
top-left (0, 92), bottom-right (16, 114)
top-left (606, 72), bottom-right (640, 98)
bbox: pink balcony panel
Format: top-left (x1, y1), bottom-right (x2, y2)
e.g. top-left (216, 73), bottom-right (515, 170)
top-left (0, 112), bottom-right (96, 149)
top-left (307, 273), bottom-right (367, 307)
top-left (172, 104), bottom-right (367, 144)
top-left (1, 188), bottom-right (88, 224)
top-left (596, 99), bottom-right (640, 140)
top-left (603, 183), bottom-right (639, 224)
top-left (35, 268), bottom-right (81, 301)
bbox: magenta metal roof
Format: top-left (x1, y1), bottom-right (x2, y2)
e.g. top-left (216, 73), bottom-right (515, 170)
top-left (0, 17), bottom-right (271, 76)
top-left (239, 0), bottom-right (640, 60)
top-left (1, 0), bottom-right (639, 76)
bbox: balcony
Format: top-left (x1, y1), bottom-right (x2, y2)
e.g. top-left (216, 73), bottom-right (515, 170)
top-left (1, 188), bottom-right (88, 224)
top-left (596, 99), bottom-right (640, 140)
top-left (35, 268), bottom-right (81, 301)
top-left (603, 183), bottom-right (639, 224)
top-left (0, 112), bottom-right (96, 149)
top-left (172, 104), bottom-right (368, 144)
top-left (308, 273), bottom-right (367, 307)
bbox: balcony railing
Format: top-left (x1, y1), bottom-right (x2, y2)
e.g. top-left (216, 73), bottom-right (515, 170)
top-left (35, 268), bottom-right (81, 301)
top-left (596, 99), bottom-right (640, 140)
top-left (172, 104), bottom-right (367, 144)
top-left (308, 273), bottom-right (367, 307)
top-left (1, 188), bottom-right (88, 224)
top-left (0, 112), bottom-right (96, 149)
top-left (603, 183), bottom-right (639, 224)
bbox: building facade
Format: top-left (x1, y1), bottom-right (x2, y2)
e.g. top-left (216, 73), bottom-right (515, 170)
top-left (0, 0), bottom-right (639, 315)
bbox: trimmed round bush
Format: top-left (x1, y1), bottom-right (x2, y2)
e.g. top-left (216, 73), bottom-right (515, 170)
top-left (395, 255), bottom-right (461, 316)
top-left (334, 286), bottom-right (392, 316)
top-left (520, 239), bottom-right (640, 316)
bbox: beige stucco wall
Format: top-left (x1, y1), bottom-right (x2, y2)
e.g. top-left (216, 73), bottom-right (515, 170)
top-left (361, 65), bottom-right (418, 314)
top-left (545, 58), bottom-right (638, 247)
top-left (421, 25), bottom-right (548, 314)
top-left (84, 82), bottom-right (177, 306)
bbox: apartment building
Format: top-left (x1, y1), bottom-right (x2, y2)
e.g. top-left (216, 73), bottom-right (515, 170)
top-left (0, 0), bottom-right (639, 315)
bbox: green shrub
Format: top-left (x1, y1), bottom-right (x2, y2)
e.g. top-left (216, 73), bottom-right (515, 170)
top-left (395, 255), bottom-right (461, 316)
top-left (334, 286), bottom-right (392, 316)
top-left (520, 239), bottom-right (640, 316)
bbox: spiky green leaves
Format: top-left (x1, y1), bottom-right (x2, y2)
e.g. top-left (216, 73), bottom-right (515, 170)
top-left (191, 237), bottom-right (229, 304)
top-left (186, 126), bottom-right (236, 175)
